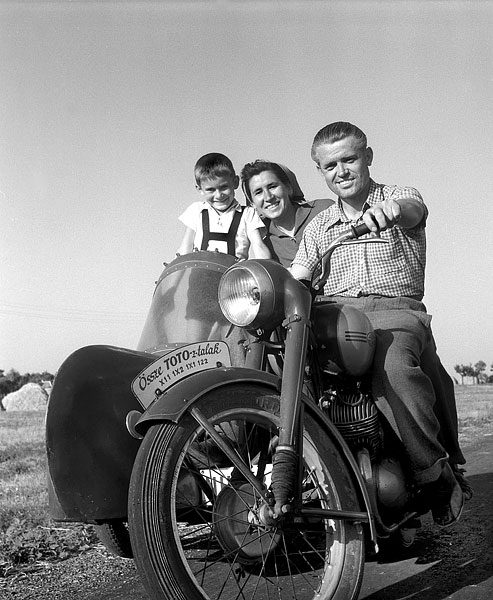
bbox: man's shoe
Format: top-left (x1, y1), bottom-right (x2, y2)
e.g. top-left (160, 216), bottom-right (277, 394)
top-left (452, 464), bottom-right (473, 501)
top-left (428, 463), bottom-right (464, 528)
top-left (398, 517), bottom-right (421, 548)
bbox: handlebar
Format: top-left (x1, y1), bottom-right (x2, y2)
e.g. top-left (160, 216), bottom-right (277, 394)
top-left (349, 223), bottom-right (371, 238)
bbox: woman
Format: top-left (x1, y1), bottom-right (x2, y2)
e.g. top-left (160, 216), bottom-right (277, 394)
top-left (241, 160), bottom-right (333, 267)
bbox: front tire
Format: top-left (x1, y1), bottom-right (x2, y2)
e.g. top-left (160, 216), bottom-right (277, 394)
top-left (129, 384), bottom-right (364, 600)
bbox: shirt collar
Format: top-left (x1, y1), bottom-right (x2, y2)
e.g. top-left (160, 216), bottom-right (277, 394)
top-left (323, 179), bottom-right (379, 230)
top-left (365, 179), bottom-right (383, 206)
top-left (265, 202), bottom-right (315, 237)
top-left (200, 199), bottom-right (242, 213)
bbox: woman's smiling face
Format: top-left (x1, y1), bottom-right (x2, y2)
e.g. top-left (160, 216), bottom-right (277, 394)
top-left (247, 170), bottom-right (292, 221)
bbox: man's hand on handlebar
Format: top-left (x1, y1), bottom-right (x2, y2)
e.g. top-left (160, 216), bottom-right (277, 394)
top-left (362, 199), bottom-right (401, 234)
top-left (362, 197), bottom-right (425, 233)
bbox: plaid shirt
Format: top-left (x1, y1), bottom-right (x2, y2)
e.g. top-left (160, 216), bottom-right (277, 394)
top-left (293, 180), bottom-right (428, 299)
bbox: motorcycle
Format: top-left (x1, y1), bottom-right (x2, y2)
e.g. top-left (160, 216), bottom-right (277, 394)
top-left (47, 226), bottom-right (431, 600)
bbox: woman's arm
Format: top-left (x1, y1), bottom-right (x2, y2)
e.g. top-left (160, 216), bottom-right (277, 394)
top-left (289, 263), bottom-right (312, 280)
top-left (248, 228), bottom-right (271, 259)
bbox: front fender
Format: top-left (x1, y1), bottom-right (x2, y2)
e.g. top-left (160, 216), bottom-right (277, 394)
top-left (134, 366), bottom-right (280, 434)
top-left (46, 345), bottom-right (155, 522)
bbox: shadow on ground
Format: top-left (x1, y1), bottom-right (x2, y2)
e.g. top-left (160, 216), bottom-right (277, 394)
top-left (363, 471), bottom-right (493, 599)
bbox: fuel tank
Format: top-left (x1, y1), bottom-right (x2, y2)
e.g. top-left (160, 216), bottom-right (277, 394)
top-left (311, 301), bottom-right (376, 376)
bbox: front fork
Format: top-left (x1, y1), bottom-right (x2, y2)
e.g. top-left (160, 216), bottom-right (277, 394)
top-left (268, 278), bottom-right (313, 517)
top-left (270, 313), bottom-right (312, 516)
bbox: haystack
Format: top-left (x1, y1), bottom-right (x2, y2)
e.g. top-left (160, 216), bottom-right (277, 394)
top-left (1, 382), bottom-right (48, 411)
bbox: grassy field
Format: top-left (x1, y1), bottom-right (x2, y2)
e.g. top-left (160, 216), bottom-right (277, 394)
top-left (0, 411), bottom-right (97, 576)
top-left (1, 385), bottom-right (492, 576)
top-left (455, 384), bottom-right (493, 423)
top-left (0, 412), bottom-right (48, 530)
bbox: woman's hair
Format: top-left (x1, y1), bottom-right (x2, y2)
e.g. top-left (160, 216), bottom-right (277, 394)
top-left (310, 122), bottom-right (368, 162)
top-left (241, 160), bottom-right (303, 204)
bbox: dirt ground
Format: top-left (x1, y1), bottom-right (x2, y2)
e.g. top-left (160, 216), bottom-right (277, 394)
top-left (359, 432), bottom-right (493, 599)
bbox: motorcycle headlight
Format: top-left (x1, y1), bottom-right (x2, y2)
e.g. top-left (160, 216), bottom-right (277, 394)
top-left (218, 260), bottom-right (287, 329)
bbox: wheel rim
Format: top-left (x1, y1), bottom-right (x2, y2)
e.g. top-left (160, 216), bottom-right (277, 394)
top-left (168, 407), bottom-right (358, 599)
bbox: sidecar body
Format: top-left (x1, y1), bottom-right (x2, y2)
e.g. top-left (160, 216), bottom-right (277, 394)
top-left (46, 251), bottom-right (249, 523)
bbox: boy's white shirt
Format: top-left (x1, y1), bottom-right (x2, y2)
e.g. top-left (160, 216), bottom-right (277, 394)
top-left (178, 200), bottom-right (264, 259)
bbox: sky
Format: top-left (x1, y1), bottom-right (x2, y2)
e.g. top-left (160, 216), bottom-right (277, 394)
top-left (1, 0), bottom-right (492, 378)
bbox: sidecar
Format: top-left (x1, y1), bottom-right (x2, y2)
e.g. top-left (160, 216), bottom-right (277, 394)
top-left (46, 251), bottom-right (250, 546)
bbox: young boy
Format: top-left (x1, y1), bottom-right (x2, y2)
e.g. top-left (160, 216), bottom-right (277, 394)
top-left (176, 153), bottom-right (269, 343)
top-left (177, 153), bottom-right (270, 259)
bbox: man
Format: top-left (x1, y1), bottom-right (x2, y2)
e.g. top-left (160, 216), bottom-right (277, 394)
top-left (291, 121), bottom-right (466, 527)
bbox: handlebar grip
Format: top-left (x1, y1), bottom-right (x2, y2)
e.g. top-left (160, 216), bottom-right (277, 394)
top-left (350, 223), bottom-right (371, 238)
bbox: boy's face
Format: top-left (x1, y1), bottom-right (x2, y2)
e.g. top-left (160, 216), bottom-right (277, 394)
top-left (197, 174), bottom-right (239, 212)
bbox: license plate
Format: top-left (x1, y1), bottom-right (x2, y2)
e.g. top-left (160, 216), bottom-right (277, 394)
top-left (132, 341), bottom-right (231, 409)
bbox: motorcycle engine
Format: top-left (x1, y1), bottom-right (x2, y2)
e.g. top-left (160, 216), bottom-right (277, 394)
top-left (321, 385), bottom-right (410, 509)
top-left (320, 381), bottom-right (382, 460)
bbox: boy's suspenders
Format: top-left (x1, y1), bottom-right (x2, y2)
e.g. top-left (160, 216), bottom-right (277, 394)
top-left (200, 207), bottom-right (244, 255)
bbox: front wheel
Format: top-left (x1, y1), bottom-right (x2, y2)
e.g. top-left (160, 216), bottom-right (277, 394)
top-left (128, 384), bottom-right (365, 600)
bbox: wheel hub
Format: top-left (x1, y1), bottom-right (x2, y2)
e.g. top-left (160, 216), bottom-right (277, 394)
top-left (213, 482), bottom-right (281, 565)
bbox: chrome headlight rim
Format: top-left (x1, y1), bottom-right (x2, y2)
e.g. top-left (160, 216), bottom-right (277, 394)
top-left (218, 265), bottom-right (262, 327)
top-left (218, 260), bottom-right (286, 330)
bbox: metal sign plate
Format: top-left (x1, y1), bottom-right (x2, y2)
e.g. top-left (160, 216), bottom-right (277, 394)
top-left (131, 341), bottom-right (231, 409)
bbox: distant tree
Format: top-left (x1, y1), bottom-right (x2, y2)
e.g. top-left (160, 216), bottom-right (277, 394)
top-left (453, 361), bottom-right (493, 384)
top-left (0, 369), bottom-right (54, 399)
top-left (453, 364), bottom-right (464, 384)
top-left (22, 371), bottom-right (55, 386)
top-left (474, 360), bottom-right (487, 383)
top-left (0, 368), bottom-right (23, 398)
top-left (454, 364), bottom-right (477, 384)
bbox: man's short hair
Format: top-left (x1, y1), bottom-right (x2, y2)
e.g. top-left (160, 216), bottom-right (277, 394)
top-left (311, 122), bottom-right (368, 162)
top-left (194, 153), bottom-right (236, 185)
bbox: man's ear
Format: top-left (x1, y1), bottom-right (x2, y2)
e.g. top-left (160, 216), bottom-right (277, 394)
top-left (196, 184), bottom-right (204, 194)
top-left (365, 147), bottom-right (373, 166)
top-left (233, 175), bottom-right (240, 189)
top-left (316, 164), bottom-right (324, 177)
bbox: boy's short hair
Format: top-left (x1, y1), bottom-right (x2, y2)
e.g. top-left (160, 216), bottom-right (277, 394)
top-left (194, 153), bottom-right (236, 186)
top-left (311, 122), bottom-right (368, 162)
